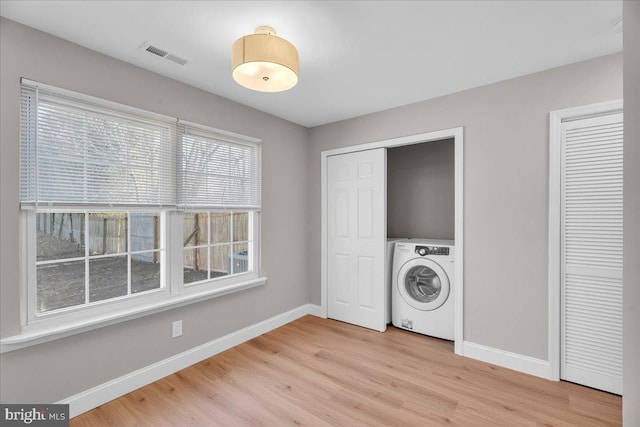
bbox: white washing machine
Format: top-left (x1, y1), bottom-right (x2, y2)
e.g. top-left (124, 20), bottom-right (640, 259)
top-left (392, 239), bottom-right (455, 340)
top-left (386, 238), bottom-right (407, 325)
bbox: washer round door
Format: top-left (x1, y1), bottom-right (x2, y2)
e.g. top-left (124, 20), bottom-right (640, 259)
top-left (397, 258), bottom-right (450, 311)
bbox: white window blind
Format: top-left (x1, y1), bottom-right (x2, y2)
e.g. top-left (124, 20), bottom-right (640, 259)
top-left (20, 80), bottom-right (176, 208)
top-left (177, 121), bottom-right (261, 209)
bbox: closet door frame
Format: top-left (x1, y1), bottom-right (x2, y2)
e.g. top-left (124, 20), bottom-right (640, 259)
top-left (320, 127), bottom-right (464, 355)
top-left (548, 99), bottom-right (623, 381)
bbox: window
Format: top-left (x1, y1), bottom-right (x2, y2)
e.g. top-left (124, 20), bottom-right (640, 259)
top-left (183, 211), bottom-right (254, 285)
top-left (177, 121), bottom-right (260, 286)
top-left (20, 84), bottom-right (175, 206)
top-left (35, 211), bottom-right (163, 313)
top-left (20, 79), bottom-right (262, 328)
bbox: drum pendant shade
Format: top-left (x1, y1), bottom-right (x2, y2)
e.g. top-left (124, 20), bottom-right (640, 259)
top-left (231, 26), bottom-right (299, 92)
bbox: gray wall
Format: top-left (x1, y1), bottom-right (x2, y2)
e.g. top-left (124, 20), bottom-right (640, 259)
top-left (0, 12), bottom-right (634, 411)
top-left (387, 139), bottom-right (454, 240)
top-left (0, 18), bottom-right (310, 403)
top-left (308, 53), bottom-right (623, 360)
top-left (623, 1), bottom-right (640, 425)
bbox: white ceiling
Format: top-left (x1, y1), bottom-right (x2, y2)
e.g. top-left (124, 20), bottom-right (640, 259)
top-left (0, 1), bottom-right (623, 128)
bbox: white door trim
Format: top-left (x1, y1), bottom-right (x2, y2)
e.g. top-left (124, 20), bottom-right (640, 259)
top-left (547, 100), bottom-right (623, 381)
top-left (321, 127), bottom-right (464, 355)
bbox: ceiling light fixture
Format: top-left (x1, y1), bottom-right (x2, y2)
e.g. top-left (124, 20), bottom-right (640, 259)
top-left (231, 26), bottom-right (299, 92)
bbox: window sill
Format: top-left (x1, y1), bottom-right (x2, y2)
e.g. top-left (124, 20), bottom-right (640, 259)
top-left (0, 276), bottom-right (267, 354)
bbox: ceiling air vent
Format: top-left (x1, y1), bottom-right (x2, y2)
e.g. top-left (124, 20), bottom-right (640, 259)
top-left (140, 41), bottom-right (191, 66)
top-left (165, 53), bottom-right (189, 66)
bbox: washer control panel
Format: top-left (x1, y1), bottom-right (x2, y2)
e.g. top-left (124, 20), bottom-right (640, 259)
top-left (415, 245), bottom-right (450, 256)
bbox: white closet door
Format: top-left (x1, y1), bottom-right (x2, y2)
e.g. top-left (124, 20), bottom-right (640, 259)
top-left (327, 149), bottom-right (386, 331)
top-left (561, 112), bottom-right (623, 394)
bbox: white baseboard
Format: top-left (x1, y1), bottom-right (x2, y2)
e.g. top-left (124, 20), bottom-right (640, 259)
top-left (307, 303), bottom-right (323, 317)
top-left (462, 341), bottom-right (551, 380)
top-left (59, 303), bottom-right (322, 418)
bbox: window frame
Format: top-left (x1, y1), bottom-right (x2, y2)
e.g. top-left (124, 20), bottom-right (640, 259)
top-left (171, 210), bottom-right (261, 294)
top-left (13, 80), bottom-right (265, 340)
top-left (21, 209), bottom-right (262, 332)
top-left (181, 210), bottom-right (257, 287)
top-left (25, 208), bottom-right (169, 324)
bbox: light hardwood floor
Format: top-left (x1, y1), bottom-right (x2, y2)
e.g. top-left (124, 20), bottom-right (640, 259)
top-left (71, 315), bottom-right (621, 426)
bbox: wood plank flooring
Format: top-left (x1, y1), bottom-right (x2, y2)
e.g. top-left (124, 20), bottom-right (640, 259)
top-left (71, 315), bottom-right (621, 426)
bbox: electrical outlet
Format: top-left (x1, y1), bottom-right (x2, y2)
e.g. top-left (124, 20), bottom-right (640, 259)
top-left (172, 320), bottom-right (182, 338)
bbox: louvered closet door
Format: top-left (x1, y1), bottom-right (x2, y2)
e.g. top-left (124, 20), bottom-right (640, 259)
top-left (561, 112), bottom-right (623, 395)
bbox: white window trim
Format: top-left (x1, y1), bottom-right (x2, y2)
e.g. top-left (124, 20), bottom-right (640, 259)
top-left (24, 209), bottom-right (172, 325)
top-left (2, 208), bottom-right (265, 354)
top-left (21, 78), bottom-right (176, 123)
top-left (178, 210), bottom-right (257, 288)
top-left (170, 210), bottom-right (261, 295)
top-left (3, 80), bottom-right (267, 354)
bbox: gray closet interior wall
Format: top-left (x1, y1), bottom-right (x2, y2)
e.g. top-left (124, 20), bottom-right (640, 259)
top-left (387, 138), bottom-right (454, 239)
